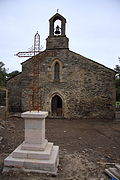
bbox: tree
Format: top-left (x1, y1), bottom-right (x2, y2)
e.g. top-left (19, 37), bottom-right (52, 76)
top-left (0, 61), bottom-right (7, 87)
top-left (0, 61), bottom-right (20, 87)
top-left (114, 64), bottom-right (120, 101)
top-left (115, 78), bottom-right (120, 101)
top-left (114, 65), bottom-right (120, 78)
top-left (7, 70), bottom-right (20, 79)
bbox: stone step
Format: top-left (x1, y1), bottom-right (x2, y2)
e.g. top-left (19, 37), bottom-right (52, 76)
top-left (12, 142), bottom-right (53, 160)
top-left (4, 146), bottom-right (59, 174)
top-left (105, 168), bottom-right (120, 180)
top-left (21, 139), bottom-right (48, 151)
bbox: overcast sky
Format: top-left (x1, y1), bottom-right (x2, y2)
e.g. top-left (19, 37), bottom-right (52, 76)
top-left (0, 0), bottom-right (120, 72)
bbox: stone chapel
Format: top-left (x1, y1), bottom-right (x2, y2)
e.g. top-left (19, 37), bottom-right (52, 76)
top-left (7, 13), bottom-right (116, 119)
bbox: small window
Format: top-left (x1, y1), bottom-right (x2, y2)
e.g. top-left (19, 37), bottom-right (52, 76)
top-left (54, 62), bottom-right (60, 80)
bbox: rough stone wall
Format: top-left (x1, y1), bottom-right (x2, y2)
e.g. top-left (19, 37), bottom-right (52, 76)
top-left (7, 73), bottom-right (22, 112)
top-left (7, 49), bottom-right (116, 119)
top-left (61, 50), bottom-right (116, 119)
top-left (21, 58), bottom-right (33, 111)
top-left (46, 36), bottom-right (69, 50)
top-left (40, 49), bottom-right (115, 119)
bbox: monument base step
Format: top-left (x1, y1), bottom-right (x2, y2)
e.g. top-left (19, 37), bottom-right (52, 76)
top-left (12, 142), bottom-right (53, 160)
top-left (4, 146), bottom-right (59, 175)
top-left (21, 139), bottom-right (48, 151)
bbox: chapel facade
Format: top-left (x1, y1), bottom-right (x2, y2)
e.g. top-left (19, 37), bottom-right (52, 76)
top-left (7, 13), bottom-right (116, 119)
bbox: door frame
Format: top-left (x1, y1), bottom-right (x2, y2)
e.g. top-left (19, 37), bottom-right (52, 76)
top-left (50, 93), bottom-right (64, 117)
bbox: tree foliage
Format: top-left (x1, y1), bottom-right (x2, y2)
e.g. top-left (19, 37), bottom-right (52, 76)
top-left (115, 78), bottom-right (120, 101)
top-left (114, 65), bottom-right (120, 78)
top-left (114, 65), bottom-right (120, 101)
top-left (7, 70), bottom-right (20, 79)
top-left (0, 61), bottom-right (20, 87)
top-left (0, 61), bottom-right (7, 87)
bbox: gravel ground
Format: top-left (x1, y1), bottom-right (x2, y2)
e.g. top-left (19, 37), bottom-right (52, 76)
top-left (0, 111), bottom-right (120, 180)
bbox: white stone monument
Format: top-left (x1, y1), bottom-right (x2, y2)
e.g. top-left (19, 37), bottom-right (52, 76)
top-left (4, 111), bottom-right (59, 174)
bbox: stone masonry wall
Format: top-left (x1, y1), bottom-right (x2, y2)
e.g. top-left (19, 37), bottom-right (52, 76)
top-left (7, 73), bottom-right (22, 112)
top-left (7, 49), bottom-right (116, 119)
top-left (41, 49), bottom-right (115, 119)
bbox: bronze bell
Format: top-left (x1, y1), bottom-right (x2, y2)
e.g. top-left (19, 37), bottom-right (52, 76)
top-left (55, 25), bottom-right (61, 35)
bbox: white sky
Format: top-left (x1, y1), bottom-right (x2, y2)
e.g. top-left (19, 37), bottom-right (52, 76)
top-left (0, 0), bottom-right (120, 72)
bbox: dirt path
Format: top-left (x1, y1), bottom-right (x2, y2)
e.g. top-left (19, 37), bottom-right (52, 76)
top-left (0, 115), bottom-right (120, 180)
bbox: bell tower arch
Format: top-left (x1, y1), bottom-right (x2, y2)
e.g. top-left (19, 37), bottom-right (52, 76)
top-left (49, 13), bottom-right (66, 37)
top-left (46, 13), bottom-right (69, 50)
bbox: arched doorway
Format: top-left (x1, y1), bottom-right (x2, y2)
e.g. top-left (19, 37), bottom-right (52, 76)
top-left (51, 95), bottom-right (63, 117)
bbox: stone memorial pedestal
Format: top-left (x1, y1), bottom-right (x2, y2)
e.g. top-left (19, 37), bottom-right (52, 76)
top-left (4, 111), bottom-right (59, 174)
